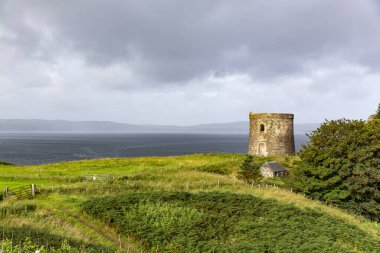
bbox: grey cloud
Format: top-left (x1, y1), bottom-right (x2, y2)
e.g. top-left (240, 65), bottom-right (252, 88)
top-left (0, 0), bottom-right (379, 124)
top-left (3, 0), bottom-right (380, 84)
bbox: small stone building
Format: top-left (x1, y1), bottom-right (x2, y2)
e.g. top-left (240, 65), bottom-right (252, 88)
top-left (260, 161), bottom-right (288, 178)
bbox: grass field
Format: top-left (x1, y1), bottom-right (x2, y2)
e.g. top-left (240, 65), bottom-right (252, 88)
top-left (0, 154), bottom-right (378, 252)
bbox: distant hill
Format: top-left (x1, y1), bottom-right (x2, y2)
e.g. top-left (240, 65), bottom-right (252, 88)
top-left (0, 119), bottom-right (319, 134)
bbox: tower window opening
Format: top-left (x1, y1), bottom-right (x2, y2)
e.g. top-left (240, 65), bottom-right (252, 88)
top-left (260, 124), bottom-right (265, 132)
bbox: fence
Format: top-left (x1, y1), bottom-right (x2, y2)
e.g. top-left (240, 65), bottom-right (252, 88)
top-left (4, 184), bottom-right (38, 200)
top-left (82, 174), bottom-right (114, 183)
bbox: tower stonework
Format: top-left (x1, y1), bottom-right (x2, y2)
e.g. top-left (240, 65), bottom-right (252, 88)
top-left (248, 113), bottom-right (295, 156)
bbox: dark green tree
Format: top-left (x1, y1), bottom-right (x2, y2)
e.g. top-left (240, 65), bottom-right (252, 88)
top-left (237, 155), bottom-right (262, 184)
top-left (288, 119), bottom-right (380, 221)
top-left (373, 103), bottom-right (380, 119)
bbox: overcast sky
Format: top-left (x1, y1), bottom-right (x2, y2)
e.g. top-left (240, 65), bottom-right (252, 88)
top-left (0, 0), bottom-right (379, 125)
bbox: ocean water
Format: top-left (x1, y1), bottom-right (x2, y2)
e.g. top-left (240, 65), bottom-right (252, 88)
top-left (0, 133), bottom-right (309, 165)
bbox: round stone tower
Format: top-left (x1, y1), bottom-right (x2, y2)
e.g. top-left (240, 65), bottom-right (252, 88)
top-left (248, 113), bottom-right (295, 156)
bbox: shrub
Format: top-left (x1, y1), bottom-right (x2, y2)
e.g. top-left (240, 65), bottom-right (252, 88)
top-left (373, 103), bottom-right (380, 119)
top-left (289, 119), bottom-right (380, 221)
top-left (237, 155), bottom-right (262, 184)
top-left (82, 192), bottom-right (380, 252)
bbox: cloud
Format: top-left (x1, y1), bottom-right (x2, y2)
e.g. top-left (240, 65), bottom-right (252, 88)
top-left (0, 0), bottom-right (379, 124)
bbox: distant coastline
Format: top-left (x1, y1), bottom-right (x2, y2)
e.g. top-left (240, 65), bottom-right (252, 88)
top-left (0, 119), bottom-right (319, 134)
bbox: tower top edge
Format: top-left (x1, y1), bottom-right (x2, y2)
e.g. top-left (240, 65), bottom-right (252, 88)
top-left (249, 113), bottom-right (294, 119)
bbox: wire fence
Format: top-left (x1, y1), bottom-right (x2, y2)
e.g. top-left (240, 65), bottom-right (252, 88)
top-left (82, 174), bottom-right (114, 183)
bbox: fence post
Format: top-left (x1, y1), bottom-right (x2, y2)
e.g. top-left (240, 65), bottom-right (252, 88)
top-left (31, 184), bottom-right (36, 197)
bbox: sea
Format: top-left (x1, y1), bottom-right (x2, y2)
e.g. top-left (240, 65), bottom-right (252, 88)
top-left (0, 133), bottom-right (309, 165)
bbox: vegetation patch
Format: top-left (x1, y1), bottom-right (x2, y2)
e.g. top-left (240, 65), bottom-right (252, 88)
top-left (82, 191), bottom-right (379, 253)
top-left (194, 162), bottom-right (234, 175)
top-left (0, 153), bottom-right (378, 251)
top-left (0, 161), bottom-right (14, 166)
top-left (0, 202), bottom-right (36, 218)
top-left (0, 226), bottom-right (113, 252)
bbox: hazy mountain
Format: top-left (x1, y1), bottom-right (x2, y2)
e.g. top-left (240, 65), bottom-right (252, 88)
top-left (0, 119), bottom-right (319, 134)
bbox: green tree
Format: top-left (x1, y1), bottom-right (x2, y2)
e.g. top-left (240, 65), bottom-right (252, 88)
top-left (288, 119), bottom-right (380, 221)
top-left (237, 155), bottom-right (262, 184)
top-left (373, 103), bottom-right (380, 119)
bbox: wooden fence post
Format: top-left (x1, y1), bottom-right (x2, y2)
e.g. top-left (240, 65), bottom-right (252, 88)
top-left (31, 184), bottom-right (36, 197)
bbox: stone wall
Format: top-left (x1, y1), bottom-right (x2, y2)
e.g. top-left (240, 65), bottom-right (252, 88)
top-left (248, 113), bottom-right (295, 156)
top-left (260, 166), bottom-right (274, 178)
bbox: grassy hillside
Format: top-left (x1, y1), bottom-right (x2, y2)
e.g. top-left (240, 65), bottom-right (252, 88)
top-left (0, 154), bottom-right (378, 252)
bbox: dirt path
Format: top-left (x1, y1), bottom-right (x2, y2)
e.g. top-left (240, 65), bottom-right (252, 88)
top-left (61, 208), bottom-right (138, 253)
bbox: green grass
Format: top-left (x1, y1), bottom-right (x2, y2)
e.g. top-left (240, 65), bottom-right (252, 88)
top-left (0, 154), bottom-right (378, 252)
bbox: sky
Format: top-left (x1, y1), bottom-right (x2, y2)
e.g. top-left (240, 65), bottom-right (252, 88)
top-left (0, 0), bottom-right (379, 125)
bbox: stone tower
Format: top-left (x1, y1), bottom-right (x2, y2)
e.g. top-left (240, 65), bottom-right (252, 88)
top-left (248, 113), bottom-right (295, 156)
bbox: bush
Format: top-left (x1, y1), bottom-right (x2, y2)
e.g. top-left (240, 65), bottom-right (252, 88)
top-left (289, 119), bottom-right (380, 221)
top-left (82, 192), bottom-right (380, 252)
top-left (237, 155), bottom-right (262, 184)
top-left (373, 103), bottom-right (380, 119)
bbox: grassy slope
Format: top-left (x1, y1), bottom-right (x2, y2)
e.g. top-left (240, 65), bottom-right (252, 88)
top-left (0, 154), bottom-right (378, 252)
